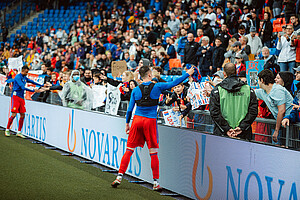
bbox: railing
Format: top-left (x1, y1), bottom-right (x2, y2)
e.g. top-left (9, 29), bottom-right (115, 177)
top-left (3, 85), bottom-right (300, 150)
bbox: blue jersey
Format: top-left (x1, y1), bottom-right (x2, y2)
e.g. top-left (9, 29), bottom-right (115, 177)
top-left (12, 73), bottom-right (43, 99)
top-left (126, 73), bottom-right (190, 123)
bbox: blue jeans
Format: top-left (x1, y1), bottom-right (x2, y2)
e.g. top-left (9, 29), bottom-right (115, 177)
top-left (279, 61), bottom-right (296, 73)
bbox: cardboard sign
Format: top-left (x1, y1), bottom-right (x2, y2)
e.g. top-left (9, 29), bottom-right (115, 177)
top-left (187, 82), bottom-right (210, 110)
top-left (246, 60), bottom-right (264, 89)
top-left (111, 61), bottom-right (127, 77)
top-left (8, 56), bottom-right (23, 72)
top-left (162, 109), bottom-right (186, 127)
top-left (0, 74), bottom-right (6, 95)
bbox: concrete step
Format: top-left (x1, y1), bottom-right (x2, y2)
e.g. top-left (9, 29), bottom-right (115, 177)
top-left (8, 10), bottom-right (43, 37)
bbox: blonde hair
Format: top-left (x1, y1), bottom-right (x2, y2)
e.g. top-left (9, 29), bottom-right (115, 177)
top-left (227, 38), bottom-right (237, 51)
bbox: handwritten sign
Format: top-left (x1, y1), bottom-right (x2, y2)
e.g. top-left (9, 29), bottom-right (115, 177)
top-left (91, 85), bottom-right (106, 109)
top-left (187, 82), bottom-right (210, 110)
top-left (0, 74), bottom-right (7, 95)
top-left (8, 56), bottom-right (23, 72)
top-left (246, 60), bottom-right (264, 89)
top-left (111, 61), bottom-right (127, 78)
top-left (162, 109), bottom-right (186, 127)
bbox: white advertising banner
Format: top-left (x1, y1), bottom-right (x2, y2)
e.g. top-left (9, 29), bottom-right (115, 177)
top-left (0, 95), bottom-right (299, 199)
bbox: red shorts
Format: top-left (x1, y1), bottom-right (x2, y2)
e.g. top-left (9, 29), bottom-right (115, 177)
top-left (11, 95), bottom-right (26, 113)
top-left (127, 115), bottom-right (159, 149)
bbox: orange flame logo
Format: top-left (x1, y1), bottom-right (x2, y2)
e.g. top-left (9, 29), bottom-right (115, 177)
top-left (67, 110), bottom-right (76, 152)
top-left (192, 140), bottom-right (213, 200)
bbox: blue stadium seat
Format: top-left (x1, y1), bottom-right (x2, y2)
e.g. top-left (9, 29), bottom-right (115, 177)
top-left (70, 6), bottom-right (75, 10)
top-left (16, 30), bottom-right (21, 35)
top-left (59, 13), bottom-right (64, 18)
top-left (44, 13), bottom-right (48, 18)
top-left (53, 13), bottom-right (58, 18)
top-left (54, 10), bottom-right (59, 14)
top-left (10, 34), bottom-right (15, 38)
top-left (44, 18), bottom-right (48, 22)
top-left (33, 18), bottom-right (38, 22)
top-left (44, 9), bottom-right (49, 14)
top-left (27, 26), bottom-right (32, 30)
top-left (38, 13), bottom-right (43, 18)
top-left (60, 10), bottom-right (64, 14)
top-left (63, 13), bottom-right (68, 18)
top-left (49, 9), bottom-right (54, 14)
top-left (28, 21), bottom-right (33, 26)
top-left (48, 13), bottom-right (53, 18)
top-left (21, 26), bottom-right (26, 30)
top-left (33, 22), bottom-right (37, 27)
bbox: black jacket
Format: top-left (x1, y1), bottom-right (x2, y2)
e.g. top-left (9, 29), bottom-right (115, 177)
top-left (216, 31), bottom-right (231, 48)
top-left (202, 25), bottom-right (215, 44)
top-left (196, 45), bottom-right (213, 72)
top-left (212, 46), bottom-right (225, 69)
top-left (209, 76), bottom-right (258, 140)
top-left (261, 55), bottom-right (280, 76)
top-left (260, 20), bottom-right (273, 43)
top-left (183, 41), bottom-right (200, 65)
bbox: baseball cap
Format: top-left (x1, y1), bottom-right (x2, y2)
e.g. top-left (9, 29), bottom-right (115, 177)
top-left (213, 70), bottom-right (224, 79)
top-left (249, 26), bottom-right (256, 32)
top-left (293, 66), bottom-right (300, 72)
top-left (231, 41), bottom-right (242, 47)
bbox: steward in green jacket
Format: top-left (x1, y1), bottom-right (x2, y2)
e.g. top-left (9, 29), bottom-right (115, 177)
top-left (209, 63), bottom-right (258, 140)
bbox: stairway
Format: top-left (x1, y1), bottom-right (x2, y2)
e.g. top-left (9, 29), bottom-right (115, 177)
top-left (8, 10), bottom-right (43, 37)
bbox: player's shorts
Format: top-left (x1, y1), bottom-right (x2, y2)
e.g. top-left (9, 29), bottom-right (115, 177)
top-left (11, 95), bottom-right (26, 113)
top-left (127, 115), bottom-right (159, 149)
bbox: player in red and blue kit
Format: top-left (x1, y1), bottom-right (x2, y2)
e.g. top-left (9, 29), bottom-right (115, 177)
top-left (5, 65), bottom-right (47, 138)
top-left (111, 66), bottom-right (195, 191)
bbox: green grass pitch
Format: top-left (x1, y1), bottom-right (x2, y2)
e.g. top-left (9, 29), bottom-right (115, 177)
top-left (0, 130), bottom-right (172, 200)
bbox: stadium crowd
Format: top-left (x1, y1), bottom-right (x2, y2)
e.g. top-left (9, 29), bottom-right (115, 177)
top-left (1, 0), bottom-right (300, 145)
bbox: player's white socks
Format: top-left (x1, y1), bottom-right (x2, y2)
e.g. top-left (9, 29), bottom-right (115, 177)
top-left (6, 129), bottom-right (9, 132)
top-left (153, 179), bottom-right (159, 186)
top-left (116, 173), bottom-right (123, 181)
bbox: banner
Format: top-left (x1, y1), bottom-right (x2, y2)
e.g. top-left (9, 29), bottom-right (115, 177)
top-left (25, 72), bottom-right (45, 100)
top-left (246, 60), bottom-right (264, 89)
top-left (91, 85), bottom-right (106, 109)
top-left (187, 82), bottom-right (210, 110)
top-left (8, 56), bottom-right (23, 72)
top-left (162, 109), bottom-right (186, 127)
top-left (105, 83), bottom-right (121, 115)
top-left (0, 74), bottom-right (6, 95)
top-left (0, 95), bottom-right (299, 199)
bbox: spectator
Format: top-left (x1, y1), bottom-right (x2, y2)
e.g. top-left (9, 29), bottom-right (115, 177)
top-left (260, 47), bottom-right (280, 76)
top-left (232, 25), bottom-right (246, 41)
top-left (158, 52), bottom-right (169, 74)
top-left (190, 12), bottom-right (202, 36)
top-left (195, 28), bottom-right (204, 43)
top-left (255, 69), bottom-right (293, 143)
top-left (290, 15), bottom-right (300, 31)
top-left (282, 66), bottom-right (300, 127)
top-left (235, 53), bottom-right (246, 75)
top-left (246, 26), bottom-right (263, 57)
top-left (259, 12), bottom-right (273, 48)
top-left (128, 54), bottom-right (137, 71)
top-left (216, 24), bottom-right (231, 49)
top-left (168, 13), bottom-right (180, 35)
top-left (210, 63), bottom-right (258, 140)
top-left (81, 69), bottom-right (93, 86)
top-left (183, 33), bottom-right (199, 66)
top-left (240, 36), bottom-right (251, 55)
top-left (93, 11), bottom-right (101, 27)
top-left (212, 37), bottom-right (225, 71)
top-left (225, 41), bottom-right (249, 63)
top-left (273, 0), bottom-right (282, 18)
top-left (166, 37), bottom-right (176, 59)
top-left (291, 32), bottom-right (300, 67)
top-left (145, 26), bottom-right (157, 45)
top-left (196, 36), bottom-right (213, 76)
top-left (275, 71), bottom-right (294, 95)
top-left (202, 19), bottom-right (215, 45)
top-left (205, 6), bottom-right (217, 27)
top-left (277, 24), bottom-right (297, 72)
top-left (62, 70), bottom-right (88, 110)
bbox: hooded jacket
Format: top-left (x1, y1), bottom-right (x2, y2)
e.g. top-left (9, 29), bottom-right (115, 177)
top-left (209, 76), bottom-right (258, 140)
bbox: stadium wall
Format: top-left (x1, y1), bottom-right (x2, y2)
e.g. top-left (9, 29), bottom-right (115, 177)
top-left (0, 95), bottom-right (299, 199)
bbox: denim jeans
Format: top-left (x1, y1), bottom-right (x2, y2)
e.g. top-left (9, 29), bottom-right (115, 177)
top-left (279, 61), bottom-right (296, 73)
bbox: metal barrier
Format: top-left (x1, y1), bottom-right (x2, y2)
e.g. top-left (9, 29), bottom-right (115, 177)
top-left (3, 85), bottom-right (300, 150)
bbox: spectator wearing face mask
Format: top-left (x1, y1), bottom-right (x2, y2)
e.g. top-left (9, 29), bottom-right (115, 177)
top-left (62, 70), bottom-right (87, 110)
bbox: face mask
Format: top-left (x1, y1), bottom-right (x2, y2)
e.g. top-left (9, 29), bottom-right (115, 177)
top-left (213, 78), bottom-right (222, 85)
top-left (73, 75), bottom-right (80, 82)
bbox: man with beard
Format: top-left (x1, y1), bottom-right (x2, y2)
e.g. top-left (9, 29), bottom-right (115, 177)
top-left (81, 69), bottom-right (93, 86)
